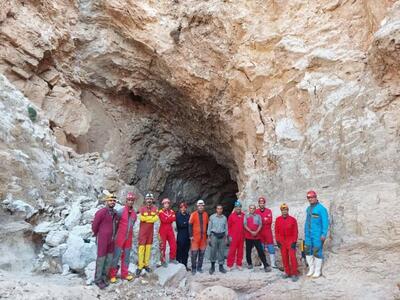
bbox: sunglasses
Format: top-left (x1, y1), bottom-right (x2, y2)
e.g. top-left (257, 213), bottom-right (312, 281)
top-left (307, 196), bottom-right (316, 199)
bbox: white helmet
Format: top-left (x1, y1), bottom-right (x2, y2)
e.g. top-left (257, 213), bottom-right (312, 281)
top-left (145, 193), bottom-right (154, 199)
top-left (197, 199), bottom-right (205, 205)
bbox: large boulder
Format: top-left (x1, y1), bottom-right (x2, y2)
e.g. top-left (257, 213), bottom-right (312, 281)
top-left (196, 286), bottom-right (238, 300)
top-left (45, 230), bottom-right (69, 247)
top-left (70, 224), bottom-right (92, 240)
top-left (154, 263), bottom-right (187, 288)
top-left (62, 234), bottom-right (96, 272)
top-left (64, 202), bottom-right (82, 230)
top-left (3, 199), bottom-right (37, 220)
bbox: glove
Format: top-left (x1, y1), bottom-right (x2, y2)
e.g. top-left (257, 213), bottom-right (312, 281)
top-left (277, 242), bottom-right (281, 249)
top-left (291, 242), bottom-right (297, 249)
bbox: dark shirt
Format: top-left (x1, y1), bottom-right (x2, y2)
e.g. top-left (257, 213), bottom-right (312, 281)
top-left (176, 211), bottom-right (190, 240)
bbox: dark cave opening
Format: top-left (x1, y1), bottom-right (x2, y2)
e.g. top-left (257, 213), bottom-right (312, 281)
top-left (158, 155), bottom-right (238, 216)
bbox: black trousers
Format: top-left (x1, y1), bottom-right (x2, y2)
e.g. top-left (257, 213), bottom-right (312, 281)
top-left (245, 239), bottom-right (268, 267)
top-left (176, 236), bottom-right (190, 267)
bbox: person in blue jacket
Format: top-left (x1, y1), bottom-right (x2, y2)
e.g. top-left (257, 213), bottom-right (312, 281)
top-left (176, 202), bottom-right (191, 271)
top-left (304, 190), bottom-right (329, 278)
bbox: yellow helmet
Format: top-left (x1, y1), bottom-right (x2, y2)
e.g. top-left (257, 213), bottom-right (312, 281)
top-left (280, 203), bottom-right (289, 211)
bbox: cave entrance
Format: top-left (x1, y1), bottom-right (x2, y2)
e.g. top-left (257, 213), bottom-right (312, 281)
top-left (159, 155), bottom-right (238, 216)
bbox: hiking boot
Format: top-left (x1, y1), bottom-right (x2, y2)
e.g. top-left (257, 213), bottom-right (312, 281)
top-left (110, 277), bottom-right (117, 284)
top-left (161, 262), bottom-right (168, 268)
top-left (247, 264), bottom-right (254, 269)
top-left (95, 281), bottom-right (107, 289)
top-left (237, 266), bottom-right (243, 271)
top-left (197, 268), bottom-right (204, 273)
top-left (135, 269), bottom-right (142, 277)
top-left (144, 267), bottom-right (152, 273)
top-left (191, 268), bottom-right (197, 275)
top-left (291, 275), bottom-right (299, 282)
top-left (264, 266), bottom-right (272, 272)
top-left (209, 262), bottom-right (215, 275)
top-left (282, 273), bottom-right (290, 279)
top-left (226, 267), bottom-right (232, 272)
top-left (103, 279), bottom-right (110, 286)
top-left (219, 265), bottom-right (227, 274)
top-left (170, 260), bottom-right (179, 264)
top-left (124, 274), bottom-right (134, 281)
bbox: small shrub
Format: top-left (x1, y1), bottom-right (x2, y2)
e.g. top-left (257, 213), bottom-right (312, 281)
top-left (28, 106), bottom-right (37, 122)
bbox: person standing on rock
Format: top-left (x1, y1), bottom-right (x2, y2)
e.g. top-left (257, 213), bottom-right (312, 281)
top-left (304, 190), bottom-right (329, 278)
top-left (136, 193), bottom-right (159, 276)
top-left (227, 201), bottom-right (245, 271)
top-left (255, 196), bottom-right (277, 268)
top-left (109, 192), bottom-right (137, 283)
top-left (92, 191), bottom-right (118, 289)
top-left (244, 204), bottom-right (271, 272)
top-left (189, 199), bottom-right (209, 275)
top-left (275, 203), bottom-right (299, 282)
top-left (207, 204), bottom-right (228, 274)
top-left (176, 202), bottom-right (191, 271)
top-left (158, 198), bottom-right (178, 267)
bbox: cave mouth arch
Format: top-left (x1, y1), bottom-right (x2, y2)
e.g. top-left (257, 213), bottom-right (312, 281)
top-left (159, 154), bottom-right (238, 216)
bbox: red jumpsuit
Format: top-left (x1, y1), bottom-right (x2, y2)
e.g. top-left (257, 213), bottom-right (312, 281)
top-left (109, 206), bottom-right (137, 279)
top-left (255, 208), bottom-right (274, 245)
top-left (158, 208), bottom-right (177, 263)
top-left (226, 212), bottom-right (245, 268)
top-left (275, 215), bottom-right (298, 276)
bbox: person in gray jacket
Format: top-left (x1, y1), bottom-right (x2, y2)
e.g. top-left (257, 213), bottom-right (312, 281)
top-left (207, 204), bottom-right (228, 274)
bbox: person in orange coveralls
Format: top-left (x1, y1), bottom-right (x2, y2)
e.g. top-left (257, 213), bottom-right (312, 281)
top-left (136, 193), bottom-right (158, 276)
top-left (275, 203), bottom-right (299, 282)
top-left (158, 198), bottom-right (178, 267)
top-left (189, 199), bottom-right (208, 275)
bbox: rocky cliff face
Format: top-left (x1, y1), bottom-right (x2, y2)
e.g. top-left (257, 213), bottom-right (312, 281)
top-left (1, 0), bottom-right (400, 298)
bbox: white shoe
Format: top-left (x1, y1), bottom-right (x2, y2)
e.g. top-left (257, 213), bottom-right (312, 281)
top-left (312, 258), bottom-right (322, 278)
top-left (306, 255), bottom-right (315, 277)
top-left (270, 254), bottom-right (277, 268)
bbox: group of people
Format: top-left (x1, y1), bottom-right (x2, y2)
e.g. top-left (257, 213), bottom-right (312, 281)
top-left (91, 190), bottom-right (329, 289)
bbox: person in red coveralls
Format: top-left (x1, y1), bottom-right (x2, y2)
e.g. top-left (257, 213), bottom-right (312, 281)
top-left (136, 193), bottom-right (159, 276)
top-left (255, 196), bottom-right (277, 268)
top-left (275, 203), bottom-right (299, 282)
top-left (109, 192), bottom-right (138, 283)
top-left (92, 191), bottom-right (118, 289)
top-left (158, 198), bottom-right (178, 267)
top-left (226, 201), bottom-right (245, 271)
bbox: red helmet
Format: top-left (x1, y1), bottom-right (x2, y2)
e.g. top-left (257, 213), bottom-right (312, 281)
top-left (307, 190), bottom-right (317, 198)
top-left (126, 192), bottom-right (136, 200)
top-left (258, 196), bottom-right (266, 204)
top-left (161, 198), bottom-right (170, 205)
